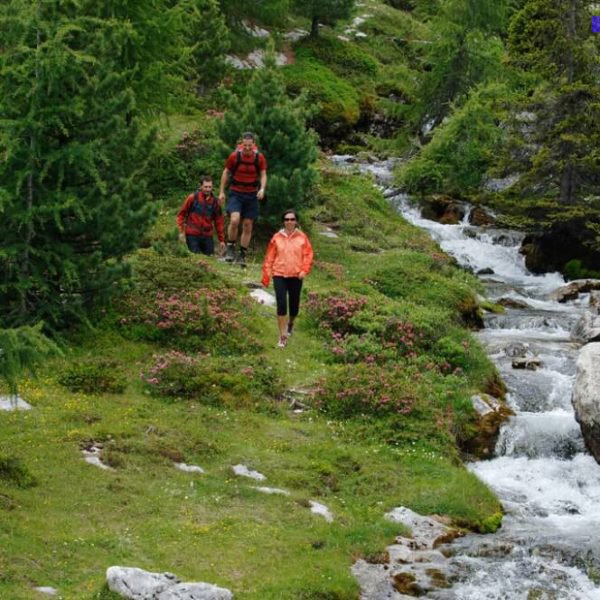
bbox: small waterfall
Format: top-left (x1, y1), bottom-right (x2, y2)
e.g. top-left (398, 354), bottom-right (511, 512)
top-left (332, 156), bottom-right (600, 599)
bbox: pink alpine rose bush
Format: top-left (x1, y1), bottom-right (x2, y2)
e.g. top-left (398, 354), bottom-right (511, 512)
top-left (141, 351), bottom-right (283, 407)
top-left (120, 287), bottom-right (261, 354)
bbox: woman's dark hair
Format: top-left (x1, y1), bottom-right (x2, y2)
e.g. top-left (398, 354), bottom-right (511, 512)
top-left (281, 209), bottom-right (298, 222)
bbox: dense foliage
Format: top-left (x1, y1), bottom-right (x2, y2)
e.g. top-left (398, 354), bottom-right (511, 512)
top-left (217, 48), bottom-right (319, 228)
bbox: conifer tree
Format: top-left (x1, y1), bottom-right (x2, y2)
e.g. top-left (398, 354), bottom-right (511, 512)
top-left (419, 0), bottom-right (510, 127)
top-left (217, 47), bottom-right (319, 228)
top-left (0, 0), bottom-right (157, 328)
top-left (293, 0), bottom-right (355, 37)
top-left (188, 0), bottom-right (230, 91)
top-left (507, 0), bottom-right (600, 205)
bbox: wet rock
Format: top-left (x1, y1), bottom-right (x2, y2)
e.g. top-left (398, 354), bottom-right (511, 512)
top-left (512, 357), bottom-right (542, 370)
top-left (468, 206), bottom-right (495, 227)
top-left (549, 279), bottom-right (600, 303)
top-left (572, 342), bottom-right (600, 465)
top-left (106, 566), bottom-right (233, 599)
top-left (589, 291), bottom-right (600, 314)
top-left (477, 268), bottom-right (495, 275)
top-left (421, 195), bottom-right (465, 225)
top-left (571, 311), bottom-right (600, 344)
top-left (497, 297), bottom-right (530, 309)
top-left (504, 342), bottom-right (531, 358)
top-left (462, 394), bottom-right (513, 459)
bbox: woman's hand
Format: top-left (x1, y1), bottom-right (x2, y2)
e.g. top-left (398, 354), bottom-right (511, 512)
top-left (261, 274), bottom-right (270, 287)
top-left (298, 272), bottom-right (306, 280)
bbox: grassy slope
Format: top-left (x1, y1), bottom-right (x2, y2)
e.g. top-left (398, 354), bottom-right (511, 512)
top-left (0, 162), bottom-right (501, 599)
top-left (0, 4), bottom-right (505, 599)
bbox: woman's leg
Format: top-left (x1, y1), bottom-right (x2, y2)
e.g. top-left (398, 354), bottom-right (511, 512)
top-left (287, 278), bottom-right (303, 319)
top-left (272, 277), bottom-right (289, 342)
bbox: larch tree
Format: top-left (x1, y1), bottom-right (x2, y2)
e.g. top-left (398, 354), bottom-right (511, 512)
top-left (418, 0), bottom-right (511, 128)
top-left (217, 47), bottom-right (319, 229)
top-left (508, 0), bottom-right (600, 205)
top-left (0, 0), bottom-right (161, 329)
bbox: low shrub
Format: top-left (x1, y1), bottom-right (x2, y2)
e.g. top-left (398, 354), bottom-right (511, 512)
top-left (119, 287), bottom-right (261, 355)
top-left (58, 361), bottom-right (127, 394)
top-left (283, 57), bottom-right (361, 134)
top-left (0, 455), bottom-right (37, 488)
top-left (297, 36), bottom-right (380, 78)
top-left (312, 363), bottom-right (417, 418)
top-left (141, 351), bottom-right (283, 408)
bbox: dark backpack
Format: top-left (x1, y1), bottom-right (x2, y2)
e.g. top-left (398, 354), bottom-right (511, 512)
top-left (230, 149), bottom-right (261, 189)
top-left (189, 191), bottom-right (217, 218)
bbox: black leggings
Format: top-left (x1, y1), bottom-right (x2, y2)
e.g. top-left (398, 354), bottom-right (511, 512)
top-left (273, 276), bottom-right (303, 317)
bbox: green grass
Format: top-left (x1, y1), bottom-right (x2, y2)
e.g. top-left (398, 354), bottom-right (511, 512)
top-left (0, 125), bottom-right (503, 600)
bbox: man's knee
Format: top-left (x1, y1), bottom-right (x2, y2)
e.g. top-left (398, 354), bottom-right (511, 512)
top-left (242, 219), bottom-right (253, 234)
top-left (229, 212), bottom-right (241, 227)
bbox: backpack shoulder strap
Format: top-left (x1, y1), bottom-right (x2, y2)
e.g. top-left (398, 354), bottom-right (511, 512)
top-left (230, 150), bottom-right (243, 176)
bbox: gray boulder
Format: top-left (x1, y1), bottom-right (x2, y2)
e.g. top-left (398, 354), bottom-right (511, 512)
top-left (106, 567), bottom-right (233, 600)
top-left (572, 343), bottom-right (600, 464)
top-left (571, 311), bottom-right (600, 344)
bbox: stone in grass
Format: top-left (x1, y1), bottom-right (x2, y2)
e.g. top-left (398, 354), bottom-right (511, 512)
top-left (309, 500), bottom-right (333, 522)
top-left (106, 566), bottom-right (233, 600)
top-left (232, 464), bottom-right (266, 481)
top-left (34, 587), bottom-right (58, 596)
top-left (0, 395), bottom-right (32, 411)
top-left (254, 486), bottom-right (290, 496)
top-left (175, 463), bottom-right (205, 474)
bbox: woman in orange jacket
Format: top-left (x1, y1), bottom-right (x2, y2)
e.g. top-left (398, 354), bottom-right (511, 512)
top-left (261, 209), bottom-right (314, 348)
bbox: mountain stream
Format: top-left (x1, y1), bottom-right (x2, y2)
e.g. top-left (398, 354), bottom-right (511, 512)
top-left (332, 156), bottom-right (600, 599)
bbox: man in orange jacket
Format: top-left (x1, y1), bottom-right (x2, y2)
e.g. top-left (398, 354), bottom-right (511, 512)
top-left (262, 209), bottom-right (314, 348)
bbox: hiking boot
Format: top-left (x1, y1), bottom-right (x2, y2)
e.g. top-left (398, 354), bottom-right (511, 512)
top-left (277, 335), bottom-right (288, 348)
top-left (225, 244), bottom-right (236, 263)
top-left (236, 252), bottom-right (247, 268)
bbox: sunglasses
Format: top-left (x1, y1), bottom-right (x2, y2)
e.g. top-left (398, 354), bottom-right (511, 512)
top-left (283, 217), bottom-right (296, 221)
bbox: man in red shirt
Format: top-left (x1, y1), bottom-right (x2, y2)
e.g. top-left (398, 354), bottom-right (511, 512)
top-left (177, 176), bottom-right (225, 256)
top-left (218, 132), bottom-right (267, 267)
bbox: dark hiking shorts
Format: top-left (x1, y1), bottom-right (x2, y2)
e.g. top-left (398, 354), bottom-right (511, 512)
top-left (227, 191), bottom-right (259, 221)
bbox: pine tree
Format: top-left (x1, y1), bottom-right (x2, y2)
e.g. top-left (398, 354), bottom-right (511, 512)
top-left (187, 0), bottom-right (230, 92)
top-left (507, 0), bottom-right (600, 205)
top-left (0, 0), bottom-right (157, 328)
top-left (292, 0), bottom-right (356, 37)
top-left (217, 47), bottom-right (319, 228)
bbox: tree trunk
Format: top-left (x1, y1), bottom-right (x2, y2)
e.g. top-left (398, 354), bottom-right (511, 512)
top-left (310, 16), bottom-right (319, 37)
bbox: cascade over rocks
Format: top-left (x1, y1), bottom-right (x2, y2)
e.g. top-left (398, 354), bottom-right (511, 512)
top-left (572, 343), bottom-right (600, 465)
top-left (106, 566), bottom-right (233, 600)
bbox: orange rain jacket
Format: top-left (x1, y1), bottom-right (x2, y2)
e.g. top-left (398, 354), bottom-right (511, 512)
top-left (261, 228), bottom-right (314, 287)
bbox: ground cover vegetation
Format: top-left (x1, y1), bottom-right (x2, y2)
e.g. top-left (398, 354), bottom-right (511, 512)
top-left (0, 0), bottom-right (538, 597)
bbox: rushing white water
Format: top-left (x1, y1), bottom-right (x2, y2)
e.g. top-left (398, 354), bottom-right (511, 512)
top-left (333, 157), bottom-right (600, 599)
top-left (393, 194), bottom-right (600, 599)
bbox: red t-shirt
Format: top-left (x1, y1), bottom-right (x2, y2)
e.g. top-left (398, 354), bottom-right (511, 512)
top-left (225, 150), bottom-right (267, 194)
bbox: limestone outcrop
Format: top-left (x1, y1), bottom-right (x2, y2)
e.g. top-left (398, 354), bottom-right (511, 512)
top-left (571, 342), bottom-right (600, 464)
